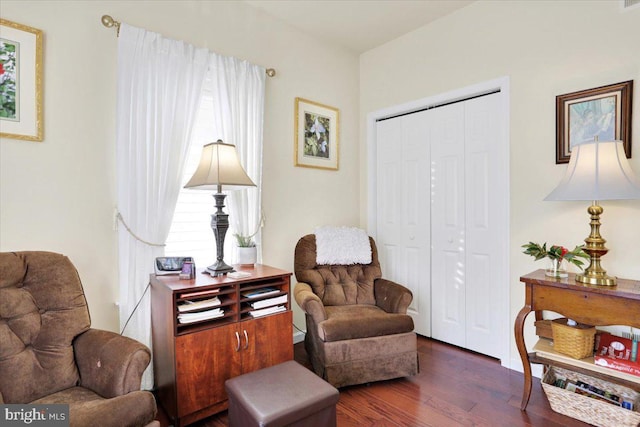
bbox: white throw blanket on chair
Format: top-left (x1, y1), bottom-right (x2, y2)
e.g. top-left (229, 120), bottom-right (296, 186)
top-left (314, 226), bottom-right (372, 265)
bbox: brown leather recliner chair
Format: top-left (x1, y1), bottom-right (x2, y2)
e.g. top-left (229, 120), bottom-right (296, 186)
top-left (294, 234), bottom-right (418, 388)
top-left (0, 251), bottom-right (159, 427)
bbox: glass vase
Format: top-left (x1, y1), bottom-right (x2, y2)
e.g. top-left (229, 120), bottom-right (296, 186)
top-left (545, 258), bottom-right (568, 278)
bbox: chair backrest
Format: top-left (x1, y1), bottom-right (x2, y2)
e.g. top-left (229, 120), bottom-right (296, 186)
top-left (0, 251), bottom-right (91, 403)
top-left (294, 234), bottom-right (382, 306)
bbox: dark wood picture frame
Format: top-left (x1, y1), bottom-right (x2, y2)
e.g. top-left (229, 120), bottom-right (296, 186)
top-left (555, 80), bottom-right (633, 164)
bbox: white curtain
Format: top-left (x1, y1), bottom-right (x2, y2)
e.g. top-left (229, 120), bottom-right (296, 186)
top-left (116, 23), bottom-right (208, 389)
top-left (207, 54), bottom-right (266, 262)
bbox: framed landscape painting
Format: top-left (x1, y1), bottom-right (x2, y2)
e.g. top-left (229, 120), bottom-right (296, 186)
top-left (0, 19), bottom-right (43, 141)
top-left (294, 97), bottom-right (339, 170)
top-left (556, 80), bottom-right (632, 164)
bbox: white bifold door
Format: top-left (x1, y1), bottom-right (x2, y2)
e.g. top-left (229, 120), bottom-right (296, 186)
top-left (376, 110), bottom-right (432, 338)
top-left (374, 92), bottom-right (508, 360)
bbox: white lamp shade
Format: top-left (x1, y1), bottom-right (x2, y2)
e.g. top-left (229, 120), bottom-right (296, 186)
top-left (185, 140), bottom-right (255, 190)
top-left (545, 140), bottom-right (640, 201)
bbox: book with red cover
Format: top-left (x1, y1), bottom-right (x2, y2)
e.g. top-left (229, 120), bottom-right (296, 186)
top-left (594, 332), bottom-right (640, 377)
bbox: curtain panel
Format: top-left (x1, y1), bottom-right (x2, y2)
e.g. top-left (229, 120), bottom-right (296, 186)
top-left (116, 23), bottom-right (208, 389)
top-left (208, 55), bottom-right (266, 263)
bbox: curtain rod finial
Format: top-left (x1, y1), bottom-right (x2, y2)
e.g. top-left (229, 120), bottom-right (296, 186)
top-left (101, 14), bottom-right (121, 35)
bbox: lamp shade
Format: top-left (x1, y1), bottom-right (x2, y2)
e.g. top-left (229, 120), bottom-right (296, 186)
top-left (185, 140), bottom-right (255, 190)
top-left (545, 140), bottom-right (640, 201)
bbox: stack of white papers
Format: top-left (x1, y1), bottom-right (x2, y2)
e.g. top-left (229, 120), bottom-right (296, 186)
top-left (248, 305), bottom-right (286, 318)
top-left (178, 307), bottom-right (224, 324)
top-left (250, 295), bottom-right (288, 310)
top-left (178, 297), bottom-right (221, 313)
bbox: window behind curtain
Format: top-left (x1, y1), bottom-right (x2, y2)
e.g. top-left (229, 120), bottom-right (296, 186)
top-left (165, 91), bottom-right (234, 268)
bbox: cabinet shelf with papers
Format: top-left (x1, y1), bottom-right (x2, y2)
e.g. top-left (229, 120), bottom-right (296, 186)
top-left (238, 275), bottom-right (290, 320)
top-left (150, 264), bottom-right (293, 427)
top-left (174, 282), bottom-right (236, 334)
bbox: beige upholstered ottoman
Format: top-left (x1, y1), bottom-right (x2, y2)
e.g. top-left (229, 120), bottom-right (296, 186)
top-left (225, 360), bottom-right (339, 427)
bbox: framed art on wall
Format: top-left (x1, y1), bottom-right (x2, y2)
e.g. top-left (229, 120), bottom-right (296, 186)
top-left (0, 19), bottom-right (43, 141)
top-left (555, 80), bottom-right (632, 164)
top-left (294, 97), bottom-right (339, 170)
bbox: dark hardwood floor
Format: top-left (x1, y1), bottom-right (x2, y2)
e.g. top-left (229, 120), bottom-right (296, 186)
top-left (156, 335), bottom-right (591, 427)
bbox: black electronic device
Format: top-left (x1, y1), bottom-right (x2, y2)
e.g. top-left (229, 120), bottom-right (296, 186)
top-left (155, 257), bottom-right (194, 275)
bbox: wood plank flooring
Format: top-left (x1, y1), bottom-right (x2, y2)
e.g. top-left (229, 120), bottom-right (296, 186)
top-left (156, 335), bottom-right (592, 426)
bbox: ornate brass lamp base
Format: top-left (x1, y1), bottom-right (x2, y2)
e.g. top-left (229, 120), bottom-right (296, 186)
top-left (576, 202), bottom-right (616, 286)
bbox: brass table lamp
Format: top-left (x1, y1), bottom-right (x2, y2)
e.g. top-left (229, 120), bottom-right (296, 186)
top-left (545, 139), bottom-right (640, 286)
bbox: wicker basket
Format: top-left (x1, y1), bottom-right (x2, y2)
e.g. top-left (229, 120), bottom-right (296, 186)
top-left (551, 318), bottom-right (596, 359)
top-left (542, 366), bottom-right (640, 427)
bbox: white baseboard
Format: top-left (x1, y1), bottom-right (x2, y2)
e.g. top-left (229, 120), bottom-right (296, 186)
top-left (293, 330), bottom-right (305, 344)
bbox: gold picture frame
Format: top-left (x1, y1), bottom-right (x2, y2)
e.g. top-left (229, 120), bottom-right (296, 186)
top-left (0, 19), bottom-right (43, 141)
top-left (294, 97), bottom-right (339, 170)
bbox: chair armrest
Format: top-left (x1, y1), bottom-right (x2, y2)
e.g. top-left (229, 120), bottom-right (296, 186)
top-left (73, 328), bottom-right (151, 398)
top-left (294, 282), bottom-right (327, 324)
top-left (374, 278), bottom-right (413, 314)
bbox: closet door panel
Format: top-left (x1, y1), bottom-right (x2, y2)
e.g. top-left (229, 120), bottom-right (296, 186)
top-left (376, 112), bottom-right (431, 336)
top-left (464, 92), bottom-right (507, 359)
top-left (430, 102), bottom-right (465, 346)
top-left (376, 118), bottom-right (402, 282)
top-left (401, 111), bottom-right (431, 336)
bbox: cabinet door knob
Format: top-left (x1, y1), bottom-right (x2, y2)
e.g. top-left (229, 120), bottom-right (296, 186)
top-left (243, 329), bottom-right (249, 350)
top-left (235, 331), bottom-right (240, 352)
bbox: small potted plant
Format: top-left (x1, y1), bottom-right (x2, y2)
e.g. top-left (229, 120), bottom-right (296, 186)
top-left (522, 242), bottom-right (589, 278)
top-left (234, 232), bottom-right (257, 267)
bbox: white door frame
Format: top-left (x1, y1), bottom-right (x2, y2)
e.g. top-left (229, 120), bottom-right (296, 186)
top-left (366, 76), bottom-right (511, 367)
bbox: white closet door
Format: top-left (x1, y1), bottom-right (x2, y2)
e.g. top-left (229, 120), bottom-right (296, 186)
top-left (464, 93), bottom-right (507, 359)
top-left (375, 111), bottom-right (431, 336)
top-left (430, 102), bottom-right (466, 347)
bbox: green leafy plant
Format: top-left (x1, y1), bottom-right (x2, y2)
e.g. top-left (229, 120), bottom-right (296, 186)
top-left (233, 233), bottom-right (256, 248)
top-left (521, 242), bottom-right (589, 269)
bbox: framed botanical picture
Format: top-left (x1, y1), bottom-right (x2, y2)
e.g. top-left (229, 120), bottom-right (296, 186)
top-left (294, 97), bottom-right (339, 170)
top-left (556, 80), bottom-right (632, 164)
top-left (0, 19), bottom-right (43, 141)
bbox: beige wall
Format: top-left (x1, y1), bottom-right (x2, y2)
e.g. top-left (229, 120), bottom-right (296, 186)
top-left (0, 1), bottom-right (360, 332)
top-left (360, 0), bottom-right (640, 370)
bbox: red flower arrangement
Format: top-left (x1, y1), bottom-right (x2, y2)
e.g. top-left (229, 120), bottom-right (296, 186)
top-left (521, 242), bottom-right (589, 269)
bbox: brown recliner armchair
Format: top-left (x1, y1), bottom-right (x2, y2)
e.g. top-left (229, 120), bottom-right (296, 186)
top-left (294, 234), bottom-right (418, 388)
top-left (0, 251), bottom-right (159, 427)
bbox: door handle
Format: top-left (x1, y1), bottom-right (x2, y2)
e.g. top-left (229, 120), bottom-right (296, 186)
top-left (235, 331), bottom-right (240, 352)
top-left (243, 329), bottom-right (249, 350)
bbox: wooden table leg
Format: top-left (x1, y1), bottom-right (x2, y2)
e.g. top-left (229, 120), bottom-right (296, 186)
top-left (514, 305), bottom-right (532, 410)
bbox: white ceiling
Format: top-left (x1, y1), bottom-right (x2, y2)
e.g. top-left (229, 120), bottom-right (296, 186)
top-left (244, 0), bottom-right (475, 54)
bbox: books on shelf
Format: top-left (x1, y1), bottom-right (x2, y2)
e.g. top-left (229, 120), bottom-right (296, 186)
top-left (242, 287), bottom-right (280, 299)
top-left (178, 307), bottom-right (224, 324)
top-left (248, 305), bottom-right (286, 318)
top-left (178, 296), bottom-right (221, 313)
top-left (250, 294), bottom-right (288, 310)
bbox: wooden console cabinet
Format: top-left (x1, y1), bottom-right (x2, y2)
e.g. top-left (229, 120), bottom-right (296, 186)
top-left (151, 265), bottom-right (293, 427)
top-left (515, 269), bottom-right (640, 411)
